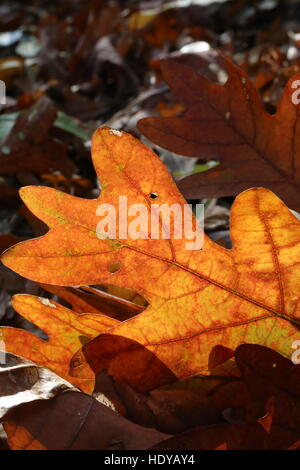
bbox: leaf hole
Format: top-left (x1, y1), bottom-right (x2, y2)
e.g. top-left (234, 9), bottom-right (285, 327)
top-left (108, 261), bottom-right (121, 273)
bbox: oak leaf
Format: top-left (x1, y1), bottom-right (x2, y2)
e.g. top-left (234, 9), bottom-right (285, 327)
top-left (2, 391), bottom-right (169, 450)
top-left (2, 127), bottom-right (300, 392)
top-left (138, 56), bottom-right (300, 212)
top-left (152, 345), bottom-right (300, 450)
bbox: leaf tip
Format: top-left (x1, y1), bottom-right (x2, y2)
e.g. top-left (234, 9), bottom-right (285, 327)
top-left (18, 185), bottom-right (46, 207)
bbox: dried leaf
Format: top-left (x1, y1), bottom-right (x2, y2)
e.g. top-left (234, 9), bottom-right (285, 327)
top-left (2, 128), bottom-right (300, 393)
top-left (235, 344), bottom-right (300, 449)
top-left (151, 421), bottom-right (266, 450)
top-left (94, 372), bottom-right (219, 434)
top-left (0, 96), bottom-right (76, 176)
top-left (2, 391), bottom-right (170, 450)
top-left (139, 56), bottom-right (300, 212)
top-left (0, 356), bottom-right (71, 419)
top-left (40, 284), bottom-right (144, 321)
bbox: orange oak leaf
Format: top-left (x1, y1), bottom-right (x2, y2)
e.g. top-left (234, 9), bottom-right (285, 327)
top-left (138, 56), bottom-right (300, 212)
top-left (0, 294), bottom-right (119, 392)
top-left (2, 128), bottom-right (300, 392)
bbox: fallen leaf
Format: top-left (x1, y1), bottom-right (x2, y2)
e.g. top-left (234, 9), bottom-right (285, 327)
top-left (18, 205), bottom-right (48, 236)
top-left (151, 345), bottom-right (300, 450)
top-left (93, 372), bottom-right (220, 434)
top-left (235, 344), bottom-right (300, 449)
top-left (0, 234), bottom-right (24, 253)
top-left (39, 284), bottom-right (107, 315)
top-left (138, 56), bottom-right (300, 212)
top-left (2, 128), bottom-right (300, 393)
top-left (2, 390), bottom-right (170, 450)
top-left (0, 96), bottom-right (76, 176)
top-left (54, 111), bottom-right (90, 141)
